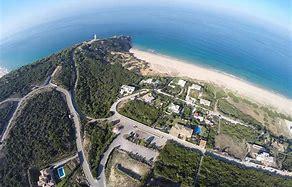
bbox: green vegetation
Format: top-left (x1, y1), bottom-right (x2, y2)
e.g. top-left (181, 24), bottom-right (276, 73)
top-left (0, 101), bottom-right (17, 134)
top-left (0, 90), bottom-right (76, 186)
top-left (199, 155), bottom-right (292, 186)
top-left (153, 141), bottom-right (202, 186)
top-left (85, 121), bottom-right (116, 177)
top-left (282, 152), bottom-right (292, 172)
top-left (52, 48), bottom-right (76, 90)
top-left (0, 54), bottom-right (59, 102)
top-left (75, 37), bottom-right (141, 118)
top-left (220, 119), bottom-right (260, 142)
top-left (120, 100), bottom-right (160, 126)
top-left (218, 99), bottom-right (261, 128)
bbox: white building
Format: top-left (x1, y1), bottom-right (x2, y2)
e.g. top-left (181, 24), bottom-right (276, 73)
top-left (140, 78), bottom-right (153, 84)
top-left (177, 79), bottom-right (186, 87)
top-left (140, 93), bottom-right (155, 104)
top-left (37, 168), bottom-right (55, 187)
top-left (168, 103), bottom-right (181, 114)
top-left (200, 98), bottom-right (211, 107)
top-left (186, 97), bottom-right (196, 106)
top-left (120, 85), bottom-right (135, 96)
top-left (256, 152), bottom-right (276, 167)
top-left (190, 84), bottom-right (202, 91)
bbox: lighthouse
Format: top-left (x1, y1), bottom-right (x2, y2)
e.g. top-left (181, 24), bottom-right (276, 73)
top-left (93, 34), bottom-right (97, 40)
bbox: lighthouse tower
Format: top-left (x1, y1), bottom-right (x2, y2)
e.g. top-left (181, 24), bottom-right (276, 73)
top-left (93, 34), bottom-right (97, 40)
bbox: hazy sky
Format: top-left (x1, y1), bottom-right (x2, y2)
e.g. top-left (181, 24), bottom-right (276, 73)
top-left (0, 0), bottom-right (291, 39)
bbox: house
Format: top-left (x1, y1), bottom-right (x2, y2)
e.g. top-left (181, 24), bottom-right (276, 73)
top-left (120, 85), bottom-right (135, 96)
top-left (249, 144), bottom-right (267, 158)
top-left (177, 79), bottom-right (186, 87)
top-left (199, 139), bottom-right (207, 149)
top-left (168, 103), bottom-right (181, 114)
top-left (199, 99), bottom-right (211, 107)
top-left (256, 152), bottom-right (276, 167)
top-left (194, 112), bottom-right (204, 122)
top-left (190, 84), bottom-right (202, 91)
top-left (169, 124), bottom-right (193, 141)
top-left (185, 96), bottom-right (196, 106)
top-left (37, 168), bottom-right (55, 187)
top-left (140, 78), bottom-right (153, 84)
top-left (140, 93), bottom-right (155, 104)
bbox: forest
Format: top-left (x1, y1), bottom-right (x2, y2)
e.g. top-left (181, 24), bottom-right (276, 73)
top-left (0, 89), bottom-right (76, 186)
top-left (74, 37), bottom-right (141, 118)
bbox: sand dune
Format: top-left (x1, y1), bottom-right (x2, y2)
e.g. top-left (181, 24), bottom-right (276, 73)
top-left (131, 48), bottom-right (292, 115)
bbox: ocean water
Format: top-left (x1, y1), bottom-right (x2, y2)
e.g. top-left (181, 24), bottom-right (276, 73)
top-left (1, 6), bottom-right (291, 97)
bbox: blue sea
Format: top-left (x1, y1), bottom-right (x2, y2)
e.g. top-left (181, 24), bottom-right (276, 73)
top-left (1, 6), bottom-right (291, 98)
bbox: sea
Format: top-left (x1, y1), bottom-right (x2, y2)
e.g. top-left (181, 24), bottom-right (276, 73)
top-left (0, 6), bottom-right (291, 98)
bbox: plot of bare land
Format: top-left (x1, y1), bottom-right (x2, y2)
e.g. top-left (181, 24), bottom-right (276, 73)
top-left (105, 149), bottom-right (151, 187)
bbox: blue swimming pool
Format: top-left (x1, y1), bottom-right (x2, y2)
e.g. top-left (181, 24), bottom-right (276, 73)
top-left (57, 167), bottom-right (65, 178)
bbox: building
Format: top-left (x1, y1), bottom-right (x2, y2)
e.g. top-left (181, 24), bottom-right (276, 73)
top-left (120, 85), bottom-right (135, 96)
top-left (256, 152), bottom-right (276, 167)
top-left (199, 139), bottom-right (207, 149)
top-left (185, 96), bottom-right (196, 106)
top-left (140, 93), bottom-right (155, 104)
top-left (140, 78), bottom-right (153, 84)
top-left (177, 79), bottom-right (186, 87)
top-left (168, 103), bottom-right (181, 114)
top-left (249, 144), bottom-right (267, 158)
top-left (169, 124), bottom-right (193, 141)
top-left (190, 84), bottom-right (202, 91)
top-left (199, 99), bottom-right (211, 107)
top-left (194, 112), bottom-right (204, 122)
top-left (37, 168), bottom-right (55, 187)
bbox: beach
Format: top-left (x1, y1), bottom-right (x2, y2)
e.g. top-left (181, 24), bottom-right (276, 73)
top-left (131, 48), bottom-right (292, 115)
top-left (0, 67), bottom-right (8, 78)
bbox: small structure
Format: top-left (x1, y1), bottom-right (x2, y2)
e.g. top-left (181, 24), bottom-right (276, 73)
top-left (37, 168), bottom-right (55, 187)
top-left (249, 144), bottom-right (267, 158)
top-left (120, 85), bottom-right (135, 96)
top-left (93, 34), bottom-right (97, 40)
top-left (168, 103), bottom-right (181, 114)
top-left (256, 152), bottom-right (276, 167)
top-left (169, 124), bottom-right (193, 141)
top-left (57, 166), bottom-right (66, 179)
top-left (140, 93), bottom-right (155, 104)
top-left (190, 84), bottom-right (202, 91)
top-left (199, 139), bottom-right (207, 149)
top-left (185, 96), bottom-right (196, 106)
top-left (177, 79), bottom-right (186, 87)
top-left (141, 78), bottom-right (153, 84)
top-left (199, 99), bottom-right (211, 107)
top-left (194, 112), bottom-right (204, 122)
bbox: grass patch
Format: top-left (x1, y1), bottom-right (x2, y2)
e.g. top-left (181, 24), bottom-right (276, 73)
top-left (153, 140), bottom-right (202, 186)
top-left (119, 100), bottom-right (160, 126)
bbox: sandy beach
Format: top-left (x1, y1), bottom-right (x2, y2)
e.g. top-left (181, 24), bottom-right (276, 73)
top-left (131, 48), bottom-right (292, 115)
top-left (0, 67), bottom-right (8, 78)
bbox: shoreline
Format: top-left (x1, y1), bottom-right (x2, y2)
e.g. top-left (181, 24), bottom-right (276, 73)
top-left (0, 67), bottom-right (8, 78)
top-left (130, 48), bottom-right (292, 115)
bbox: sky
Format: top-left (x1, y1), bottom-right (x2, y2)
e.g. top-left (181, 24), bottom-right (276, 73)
top-left (0, 0), bottom-right (291, 39)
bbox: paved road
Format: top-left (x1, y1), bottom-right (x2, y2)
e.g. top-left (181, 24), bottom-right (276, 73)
top-left (0, 98), bottom-right (21, 106)
top-left (51, 154), bottom-right (78, 169)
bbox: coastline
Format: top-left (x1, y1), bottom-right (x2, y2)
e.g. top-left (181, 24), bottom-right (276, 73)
top-left (130, 48), bottom-right (292, 115)
top-left (0, 67), bottom-right (8, 78)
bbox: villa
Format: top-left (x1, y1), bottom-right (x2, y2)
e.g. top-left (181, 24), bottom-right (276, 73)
top-left (120, 85), bottom-right (135, 96)
top-left (190, 84), bottom-right (202, 91)
top-left (139, 93), bottom-right (155, 104)
top-left (177, 79), bottom-right (186, 87)
top-left (37, 168), bottom-right (55, 187)
top-left (169, 124), bottom-right (193, 141)
top-left (256, 152), bottom-right (276, 167)
top-left (199, 98), bottom-right (211, 107)
top-left (168, 103), bottom-right (181, 114)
